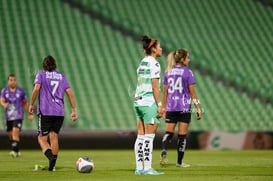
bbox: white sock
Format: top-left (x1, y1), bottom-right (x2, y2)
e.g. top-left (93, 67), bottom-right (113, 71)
top-left (143, 134), bottom-right (155, 171)
top-left (134, 135), bottom-right (144, 170)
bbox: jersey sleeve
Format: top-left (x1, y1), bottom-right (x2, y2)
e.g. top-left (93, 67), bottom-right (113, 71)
top-left (0, 88), bottom-right (5, 98)
top-left (62, 75), bottom-right (71, 90)
top-left (150, 60), bottom-right (160, 79)
top-left (34, 71), bottom-right (42, 84)
top-left (188, 69), bottom-right (196, 85)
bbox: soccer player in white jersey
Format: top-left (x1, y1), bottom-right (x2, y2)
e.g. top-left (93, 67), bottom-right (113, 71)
top-left (133, 35), bottom-right (164, 175)
top-left (160, 49), bottom-right (202, 168)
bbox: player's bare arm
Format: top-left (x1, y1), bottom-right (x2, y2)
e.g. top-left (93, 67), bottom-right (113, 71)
top-left (0, 97), bottom-right (9, 109)
top-left (189, 84), bottom-right (202, 120)
top-left (29, 83), bottom-right (41, 114)
top-left (152, 78), bottom-right (163, 118)
top-left (23, 99), bottom-right (33, 122)
top-left (65, 88), bottom-right (77, 121)
top-left (162, 84), bottom-right (168, 118)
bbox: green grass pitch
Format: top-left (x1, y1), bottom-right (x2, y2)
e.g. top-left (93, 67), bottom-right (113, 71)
top-left (0, 150), bottom-right (272, 181)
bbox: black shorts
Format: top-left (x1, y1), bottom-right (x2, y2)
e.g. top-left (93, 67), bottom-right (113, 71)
top-left (165, 111), bottom-right (191, 124)
top-left (38, 115), bottom-right (64, 136)
top-left (6, 120), bottom-right (23, 132)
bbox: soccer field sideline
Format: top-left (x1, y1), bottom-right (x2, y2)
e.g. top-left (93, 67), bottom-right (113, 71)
top-left (0, 149), bottom-right (272, 181)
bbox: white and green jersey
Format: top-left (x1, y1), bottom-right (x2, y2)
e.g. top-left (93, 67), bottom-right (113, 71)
top-left (134, 56), bottom-right (161, 107)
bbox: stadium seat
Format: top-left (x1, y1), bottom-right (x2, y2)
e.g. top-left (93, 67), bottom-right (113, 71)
top-left (0, 0), bottom-right (272, 131)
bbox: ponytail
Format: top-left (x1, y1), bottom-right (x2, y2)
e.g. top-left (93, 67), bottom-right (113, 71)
top-left (142, 35), bottom-right (157, 55)
top-left (165, 51), bottom-right (176, 72)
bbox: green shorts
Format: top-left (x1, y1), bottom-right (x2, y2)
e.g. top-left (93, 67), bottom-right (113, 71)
top-left (134, 103), bottom-right (160, 124)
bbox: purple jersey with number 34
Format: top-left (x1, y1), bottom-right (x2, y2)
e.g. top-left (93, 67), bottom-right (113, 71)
top-left (164, 65), bottom-right (195, 112)
top-left (34, 70), bottom-right (70, 116)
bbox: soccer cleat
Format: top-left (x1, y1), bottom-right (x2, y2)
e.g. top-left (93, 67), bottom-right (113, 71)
top-left (160, 154), bottom-right (168, 167)
top-left (9, 151), bottom-right (20, 158)
top-left (9, 151), bottom-right (17, 158)
top-left (33, 164), bottom-right (45, 171)
top-left (176, 162), bottom-right (190, 168)
top-left (48, 158), bottom-right (56, 171)
top-left (134, 169), bottom-right (144, 175)
top-left (143, 168), bottom-right (164, 175)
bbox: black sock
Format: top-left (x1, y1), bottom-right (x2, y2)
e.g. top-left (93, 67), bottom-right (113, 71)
top-left (45, 149), bottom-right (57, 171)
top-left (50, 154), bottom-right (58, 170)
top-left (162, 132), bottom-right (174, 155)
top-left (177, 134), bottom-right (187, 165)
top-left (53, 154), bottom-right (58, 165)
top-left (11, 140), bottom-right (19, 152)
top-left (44, 149), bottom-right (54, 160)
top-left (53, 155), bottom-right (58, 160)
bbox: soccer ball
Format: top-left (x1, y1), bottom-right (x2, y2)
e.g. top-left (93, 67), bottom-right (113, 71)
top-left (76, 156), bottom-right (94, 173)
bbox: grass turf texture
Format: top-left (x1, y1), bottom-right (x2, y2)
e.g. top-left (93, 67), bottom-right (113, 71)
top-left (0, 150), bottom-right (272, 181)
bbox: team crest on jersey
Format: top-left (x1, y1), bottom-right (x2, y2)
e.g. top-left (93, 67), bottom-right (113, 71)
top-left (16, 93), bottom-right (20, 98)
top-left (5, 93), bottom-right (9, 98)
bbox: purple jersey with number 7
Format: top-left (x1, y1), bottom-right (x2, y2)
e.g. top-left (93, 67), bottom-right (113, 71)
top-left (34, 70), bottom-right (70, 116)
top-left (164, 65), bottom-right (195, 112)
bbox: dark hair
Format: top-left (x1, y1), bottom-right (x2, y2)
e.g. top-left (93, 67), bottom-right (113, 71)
top-left (173, 49), bottom-right (188, 64)
top-left (7, 73), bottom-right (16, 80)
top-left (43, 55), bottom-right (57, 71)
top-left (142, 35), bottom-right (157, 55)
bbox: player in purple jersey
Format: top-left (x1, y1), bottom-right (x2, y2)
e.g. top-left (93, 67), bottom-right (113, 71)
top-left (0, 74), bottom-right (33, 157)
top-left (160, 49), bottom-right (202, 168)
top-left (29, 56), bottom-right (77, 171)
